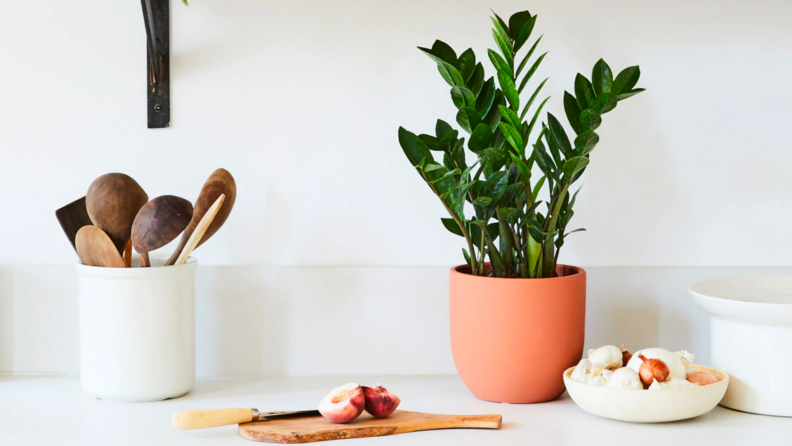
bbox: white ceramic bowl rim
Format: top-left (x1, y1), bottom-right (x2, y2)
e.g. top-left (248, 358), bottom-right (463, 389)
top-left (689, 276), bottom-right (792, 325)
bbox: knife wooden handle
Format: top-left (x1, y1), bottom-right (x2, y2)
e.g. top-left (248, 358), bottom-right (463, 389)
top-left (172, 408), bottom-right (255, 430)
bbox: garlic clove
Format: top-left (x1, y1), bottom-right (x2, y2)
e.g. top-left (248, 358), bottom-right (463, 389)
top-left (587, 345), bottom-right (624, 372)
top-left (686, 371), bottom-right (719, 386)
top-left (570, 359), bottom-right (591, 383)
top-left (588, 369), bottom-right (612, 387)
top-left (649, 378), bottom-right (699, 390)
top-left (606, 367), bottom-right (643, 390)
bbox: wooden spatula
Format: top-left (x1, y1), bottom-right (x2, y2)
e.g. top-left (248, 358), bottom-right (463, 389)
top-left (75, 225), bottom-right (126, 268)
top-left (55, 196), bottom-right (93, 253)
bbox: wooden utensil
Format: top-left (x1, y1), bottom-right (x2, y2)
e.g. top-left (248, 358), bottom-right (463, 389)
top-left (166, 168), bottom-right (236, 265)
top-left (173, 409), bottom-right (320, 430)
top-left (173, 194), bottom-right (224, 265)
top-left (86, 173), bottom-right (149, 255)
top-left (123, 240), bottom-right (133, 267)
top-left (75, 225), bottom-right (126, 268)
top-left (55, 196), bottom-right (93, 253)
top-left (239, 411), bottom-right (501, 443)
top-left (131, 195), bottom-right (193, 267)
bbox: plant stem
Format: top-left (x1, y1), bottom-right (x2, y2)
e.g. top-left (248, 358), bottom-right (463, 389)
top-left (542, 182), bottom-right (570, 277)
top-left (421, 169), bottom-right (478, 274)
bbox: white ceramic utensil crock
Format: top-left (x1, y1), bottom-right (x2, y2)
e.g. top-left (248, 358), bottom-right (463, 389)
top-left (77, 254), bottom-right (196, 402)
top-left (689, 275), bottom-right (792, 417)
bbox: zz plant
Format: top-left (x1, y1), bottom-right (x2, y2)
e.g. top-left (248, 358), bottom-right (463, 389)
top-left (398, 9), bottom-right (644, 278)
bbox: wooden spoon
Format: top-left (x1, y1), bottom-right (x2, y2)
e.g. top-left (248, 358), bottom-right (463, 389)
top-left (174, 194), bottom-right (224, 265)
top-left (166, 168), bottom-right (236, 265)
top-left (55, 196), bottom-right (92, 253)
top-left (86, 173), bottom-right (149, 255)
top-left (131, 195), bottom-right (193, 267)
top-left (75, 226), bottom-right (126, 268)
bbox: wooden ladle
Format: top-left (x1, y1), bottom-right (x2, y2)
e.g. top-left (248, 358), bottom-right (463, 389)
top-left (75, 226), bottom-right (126, 268)
top-left (131, 195), bottom-right (193, 267)
top-left (86, 173), bottom-right (149, 255)
top-left (166, 168), bottom-right (236, 265)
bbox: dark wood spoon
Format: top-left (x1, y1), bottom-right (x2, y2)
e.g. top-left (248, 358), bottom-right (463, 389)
top-left (131, 195), bottom-right (193, 267)
top-left (86, 173), bottom-right (149, 255)
top-left (166, 168), bottom-right (236, 265)
top-left (55, 196), bottom-right (92, 253)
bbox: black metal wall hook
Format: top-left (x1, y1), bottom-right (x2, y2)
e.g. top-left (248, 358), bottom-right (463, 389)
top-left (141, 0), bottom-right (170, 128)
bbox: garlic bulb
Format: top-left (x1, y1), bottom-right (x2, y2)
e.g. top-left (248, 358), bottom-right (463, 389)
top-left (570, 359), bottom-right (591, 383)
top-left (626, 348), bottom-right (693, 380)
top-left (587, 369), bottom-right (612, 387)
top-left (606, 367), bottom-right (643, 390)
top-left (648, 378), bottom-right (699, 390)
top-left (587, 345), bottom-right (623, 374)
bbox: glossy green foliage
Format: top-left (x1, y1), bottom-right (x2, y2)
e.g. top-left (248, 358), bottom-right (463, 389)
top-left (400, 10), bottom-right (644, 277)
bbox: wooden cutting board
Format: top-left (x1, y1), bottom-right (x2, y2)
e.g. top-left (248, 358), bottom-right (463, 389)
top-left (238, 410), bottom-right (502, 443)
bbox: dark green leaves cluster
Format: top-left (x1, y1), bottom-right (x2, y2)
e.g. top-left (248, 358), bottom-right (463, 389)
top-left (399, 10), bottom-right (644, 278)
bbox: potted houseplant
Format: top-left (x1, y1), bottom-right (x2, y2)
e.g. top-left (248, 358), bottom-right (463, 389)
top-left (398, 9), bottom-right (644, 403)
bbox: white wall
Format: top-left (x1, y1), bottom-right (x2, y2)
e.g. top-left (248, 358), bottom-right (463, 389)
top-left (2, 0), bottom-right (792, 267)
top-left (2, 1), bottom-right (792, 375)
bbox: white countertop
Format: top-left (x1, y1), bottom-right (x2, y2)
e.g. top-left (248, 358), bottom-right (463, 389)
top-left (2, 375), bottom-right (790, 445)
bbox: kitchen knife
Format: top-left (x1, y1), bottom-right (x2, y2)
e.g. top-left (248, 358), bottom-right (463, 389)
top-left (172, 409), bottom-right (320, 430)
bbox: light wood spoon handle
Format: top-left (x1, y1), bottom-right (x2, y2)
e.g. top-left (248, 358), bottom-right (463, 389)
top-left (172, 408), bottom-right (254, 430)
top-left (174, 194), bottom-right (224, 265)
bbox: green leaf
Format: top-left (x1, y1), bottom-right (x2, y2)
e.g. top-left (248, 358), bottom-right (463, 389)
top-left (441, 218), bottom-right (464, 237)
top-left (511, 13), bottom-right (536, 52)
top-left (438, 128), bottom-right (459, 151)
top-left (531, 175), bottom-right (546, 201)
top-left (562, 156), bottom-right (590, 181)
top-left (616, 88), bottom-right (645, 101)
top-left (526, 96), bottom-right (550, 137)
top-left (498, 105), bottom-right (521, 130)
top-left (482, 171), bottom-right (509, 203)
top-left (547, 113), bottom-right (574, 158)
top-left (398, 127), bottom-right (432, 166)
top-left (481, 147), bottom-right (508, 176)
top-left (592, 59), bottom-right (613, 96)
top-left (462, 248), bottom-right (471, 266)
top-left (594, 92), bottom-right (617, 114)
top-left (469, 124), bottom-right (492, 153)
top-left (418, 134), bottom-right (442, 152)
top-left (499, 122), bottom-right (524, 154)
top-left (492, 31), bottom-right (514, 70)
top-left (182, 0), bottom-right (189, 4)
top-left (473, 196), bottom-right (493, 207)
top-left (491, 11), bottom-right (510, 37)
top-left (487, 49), bottom-right (510, 76)
top-left (484, 91), bottom-right (505, 131)
top-left (435, 119), bottom-right (453, 139)
top-left (574, 74), bottom-right (596, 110)
top-left (563, 91), bottom-right (583, 134)
top-left (450, 87), bottom-right (476, 109)
top-left (613, 66), bottom-right (640, 95)
top-left (565, 228), bottom-right (586, 237)
top-left (498, 72), bottom-right (519, 110)
top-left (467, 63), bottom-right (485, 96)
top-left (533, 141), bottom-right (558, 181)
top-left (520, 77), bottom-right (549, 120)
top-left (475, 78), bottom-right (497, 117)
top-left (517, 52), bottom-right (547, 94)
top-left (515, 35), bottom-right (543, 77)
top-left (543, 124), bottom-right (563, 168)
top-left (574, 130), bottom-right (599, 155)
top-left (497, 207), bottom-right (520, 225)
top-left (457, 49), bottom-right (477, 83)
top-left (437, 62), bottom-right (464, 87)
top-left (430, 40), bottom-right (457, 65)
top-left (456, 107), bottom-right (482, 134)
top-left (578, 109), bottom-right (602, 131)
top-left (510, 153), bottom-right (531, 181)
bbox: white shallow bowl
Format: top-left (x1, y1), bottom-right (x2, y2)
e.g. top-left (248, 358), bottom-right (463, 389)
top-left (563, 365), bottom-right (729, 423)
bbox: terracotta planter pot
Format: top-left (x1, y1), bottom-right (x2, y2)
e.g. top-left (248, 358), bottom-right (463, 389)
top-left (450, 264), bottom-right (586, 403)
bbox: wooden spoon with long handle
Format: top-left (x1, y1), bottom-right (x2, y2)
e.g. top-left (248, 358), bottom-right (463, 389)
top-left (75, 226), bottom-right (126, 268)
top-left (86, 173), bottom-right (149, 255)
top-left (166, 168), bottom-right (236, 265)
top-left (131, 195), bottom-right (193, 267)
top-left (55, 196), bottom-right (93, 253)
top-left (174, 194), bottom-right (224, 265)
